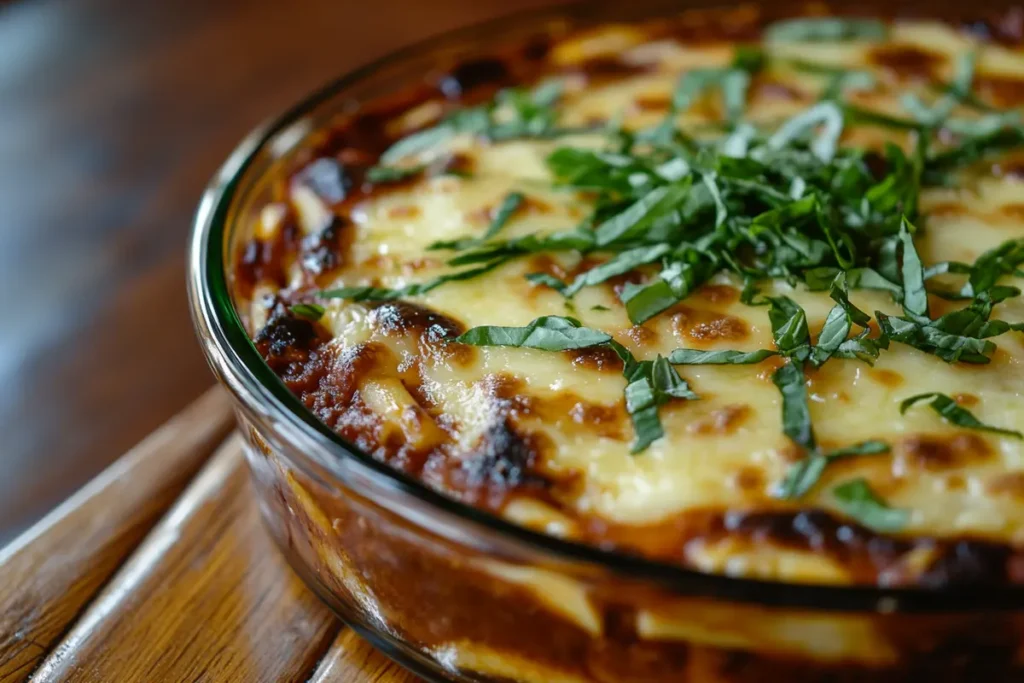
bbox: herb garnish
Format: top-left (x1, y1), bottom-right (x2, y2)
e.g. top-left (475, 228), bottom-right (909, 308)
top-left (765, 18), bottom-right (887, 43)
top-left (289, 303), bottom-right (325, 321)
top-left (779, 441), bottom-right (890, 499)
top-left (832, 478), bottom-right (908, 532)
top-left (899, 392), bottom-right (1024, 439)
top-left (454, 316), bottom-right (611, 351)
top-left (365, 165), bottom-right (424, 183)
top-left (482, 192), bottom-right (525, 240)
top-left (380, 80), bottom-right (572, 163)
top-left (667, 348), bottom-right (777, 364)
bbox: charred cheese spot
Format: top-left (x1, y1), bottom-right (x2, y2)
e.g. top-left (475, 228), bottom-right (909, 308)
top-left (438, 57), bottom-right (512, 99)
top-left (988, 472), bottom-right (1024, 499)
top-left (299, 217), bottom-right (352, 284)
top-left (895, 433), bottom-right (993, 472)
top-left (567, 346), bottom-right (625, 373)
top-left (625, 324), bottom-right (659, 347)
top-left (633, 93), bottom-right (672, 112)
top-left (235, 212), bottom-right (301, 299)
top-left (525, 254), bottom-right (571, 282)
top-left (1001, 203), bottom-right (1024, 219)
top-left (976, 74), bottom-right (1024, 108)
top-left (671, 306), bottom-right (749, 344)
top-left (367, 300), bottom-right (471, 366)
top-left (729, 466), bottom-right (764, 493)
top-left (687, 404), bottom-right (752, 436)
top-left (447, 420), bottom-right (556, 509)
top-left (695, 284), bottom-right (739, 305)
top-left (869, 43), bottom-right (946, 81)
top-left (566, 400), bottom-right (627, 439)
top-left (868, 368), bottom-right (904, 388)
top-left (927, 202), bottom-right (969, 218)
top-left (386, 204), bottom-right (422, 219)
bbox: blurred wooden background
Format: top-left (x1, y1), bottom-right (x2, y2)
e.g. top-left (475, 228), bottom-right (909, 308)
top-left (0, 0), bottom-right (558, 543)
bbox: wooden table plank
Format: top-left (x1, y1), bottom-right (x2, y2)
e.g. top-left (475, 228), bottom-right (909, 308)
top-left (28, 436), bottom-right (343, 683)
top-left (0, 387), bottom-right (234, 683)
top-left (309, 629), bottom-right (422, 683)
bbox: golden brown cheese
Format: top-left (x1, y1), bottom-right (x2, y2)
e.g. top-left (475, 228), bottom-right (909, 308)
top-left (238, 14), bottom-right (1024, 588)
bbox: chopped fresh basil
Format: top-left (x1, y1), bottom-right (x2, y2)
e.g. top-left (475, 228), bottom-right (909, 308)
top-left (901, 53), bottom-right (976, 130)
top-left (811, 273), bottom-right (871, 366)
top-left (773, 360), bottom-right (815, 453)
top-left (624, 375), bottom-right (664, 453)
top-left (779, 440), bottom-right (890, 499)
top-left (319, 258), bottom-right (509, 301)
top-left (766, 17), bottom-right (887, 43)
top-left (454, 316), bottom-right (611, 351)
top-left (482, 192), bottom-right (525, 240)
top-left (445, 230), bottom-right (595, 266)
top-left (622, 351), bottom-right (699, 453)
top-left (843, 104), bottom-right (923, 131)
top-left (289, 303), bottom-right (325, 321)
top-left (768, 102), bottom-right (844, 162)
top-left (877, 312), bottom-right (996, 364)
top-left (833, 329), bottom-right (887, 365)
top-left (667, 348), bottom-right (777, 364)
top-left (926, 126), bottom-right (1024, 183)
top-left (365, 165), bottom-right (425, 183)
top-left (594, 184), bottom-right (692, 246)
top-left (959, 238), bottom-right (1024, 298)
top-left (621, 278), bottom-right (680, 324)
top-left (380, 107), bottom-right (491, 163)
top-left (767, 296), bottom-right (810, 360)
top-left (525, 272), bottom-right (569, 293)
top-left (898, 218), bottom-right (929, 320)
top-left (899, 392), bottom-right (1023, 439)
top-left (652, 355), bottom-right (700, 400)
top-left (620, 253), bottom-right (718, 325)
top-left (564, 244), bottom-right (671, 297)
top-left (804, 267), bottom-right (902, 299)
top-left (833, 478), bottom-right (908, 532)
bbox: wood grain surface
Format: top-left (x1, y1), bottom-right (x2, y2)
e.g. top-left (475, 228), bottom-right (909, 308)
top-left (29, 436), bottom-right (344, 683)
top-left (0, 387), bottom-right (233, 683)
top-left (0, 391), bottom-right (422, 682)
top-left (309, 630), bottom-right (420, 683)
top-left (0, 0), bottom-right (559, 544)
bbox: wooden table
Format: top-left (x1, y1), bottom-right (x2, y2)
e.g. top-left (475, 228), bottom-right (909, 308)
top-left (0, 0), bottom-right (558, 544)
top-left (0, 388), bottom-right (425, 682)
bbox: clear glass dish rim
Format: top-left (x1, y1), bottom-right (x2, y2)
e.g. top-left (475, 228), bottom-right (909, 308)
top-left (186, 0), bottom-right (1024, 614)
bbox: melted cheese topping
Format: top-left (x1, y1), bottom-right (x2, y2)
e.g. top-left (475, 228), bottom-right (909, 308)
top-left (243, 18), bottom-right (1024, 586)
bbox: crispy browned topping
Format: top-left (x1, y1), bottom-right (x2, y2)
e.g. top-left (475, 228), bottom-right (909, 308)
top-left (869, 368), bottom-right (905, 388)
top-left (671, 307), bottom-right (749, 344)
top-left (567, 345), bottom-right (626, 373)
top-left (897, 433), bottom-right (993, 471)
top-left (869, 43), bottom-right (946, 81)
top-left (987, 472), bottom-right (1024, 499)
top-left (688, 404), bottom-right (753, 436)
top-left (695, 284), bottom-right (741, 306)
top-left (976, 74), bottom-right (1024, 108)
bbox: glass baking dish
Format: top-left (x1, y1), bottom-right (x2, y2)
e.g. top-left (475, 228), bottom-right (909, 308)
top-left (187, 2), bottom-right (1024, 680)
